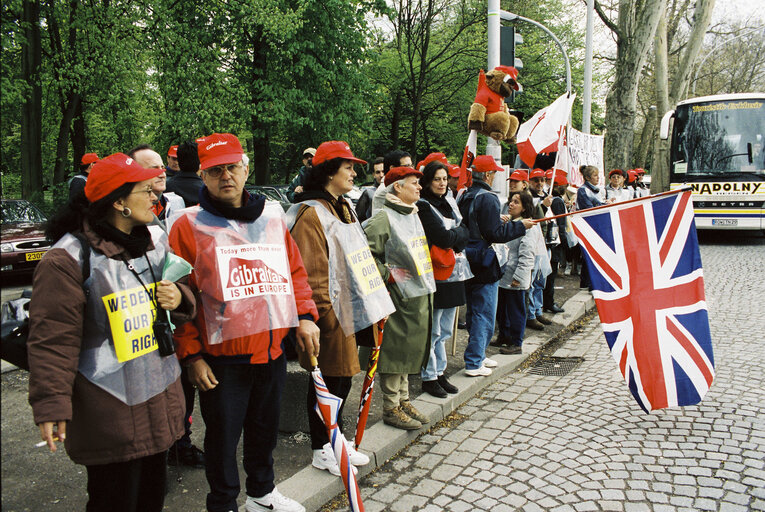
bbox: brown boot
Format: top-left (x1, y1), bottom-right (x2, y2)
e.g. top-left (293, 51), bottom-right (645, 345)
top-left (399, 400), bottom-right (429, 424)
top-left (537, 315), bottom-right (552, 325)
top-left (383, 407), bottom-right (422, 430)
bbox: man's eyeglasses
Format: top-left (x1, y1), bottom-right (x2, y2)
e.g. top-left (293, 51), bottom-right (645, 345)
top-left (204, 162), bottom-right (243, 179)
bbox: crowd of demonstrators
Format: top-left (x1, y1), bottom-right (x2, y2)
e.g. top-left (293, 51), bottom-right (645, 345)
top-left (288, 141), bottom-right (393, 473)
top-left (364, 165), bottom-right (435, 429)
top-left (458, 156), bottom-right (533, 377)
top-left (416, 159), bottom-right (470, 398)
top-left (68, 152), bottom-right (99, 201)
top-left (168, 133), bottom-right (320, 512)
top-left (34, 130), bottom-right (609, 511)
top-left (355, 156), bottom-right (385, 222)
top-left (166, 140), bottom-right (204, 207)
top-left (28, 154), bottom-right (197, 512)
top-left (286, 147), bottom-right (316, 202)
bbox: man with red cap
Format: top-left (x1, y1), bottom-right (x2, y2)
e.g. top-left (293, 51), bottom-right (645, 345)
top-left (542, 171), bottom-right (570, 315)
top-left (447, 164), bottom-right (461, 196)
top-left (457, 155), bottom-right (533, 377)
top-left (166, 145), bottom-right (180, 179)
top-left (128, 145), bottom-right (185, 232)
top-left (169, 133), bottom-right (320, 512)
top-left (68, 152), bottom-right (99, 201)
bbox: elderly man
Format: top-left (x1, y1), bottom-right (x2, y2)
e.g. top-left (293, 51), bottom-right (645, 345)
top-left (129, 145), bottom-right (185, 230)
top-left (169, 133), bottom-right (319, 512)
top-left (458, 156), bottom-right (533, 377)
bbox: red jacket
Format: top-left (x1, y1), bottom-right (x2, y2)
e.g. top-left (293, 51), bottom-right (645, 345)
top-left (169, 209), bottom-right (318, 365)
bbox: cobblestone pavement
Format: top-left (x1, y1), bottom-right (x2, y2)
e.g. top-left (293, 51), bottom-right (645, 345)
top-left (323, 232), bottom-right (765, 511)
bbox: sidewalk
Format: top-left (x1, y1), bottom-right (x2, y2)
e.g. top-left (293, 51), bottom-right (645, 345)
top-left (268, 284), bottom-right (596, 512)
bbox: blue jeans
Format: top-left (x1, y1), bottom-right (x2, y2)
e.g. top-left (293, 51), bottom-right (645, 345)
top-left (422, 307), bottom-right (457, 381)
top-left (199, 356), bottom-right (286, 512)
top-left (464, 281), bottom-right (499, 370)
top-left (527, 266), bottom-right (545, 320)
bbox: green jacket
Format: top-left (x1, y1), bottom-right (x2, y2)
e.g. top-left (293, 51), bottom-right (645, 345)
top-left (362, 200), bottom-right (433, 374)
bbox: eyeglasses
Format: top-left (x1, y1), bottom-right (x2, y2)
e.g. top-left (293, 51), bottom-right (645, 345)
top-left (130, 187), bottom-right (155, 197)
top-left (204, 162), bottom-right (243, 179)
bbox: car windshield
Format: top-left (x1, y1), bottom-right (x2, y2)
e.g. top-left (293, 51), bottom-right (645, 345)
top-left (1, 201), bottom-right (47, 224)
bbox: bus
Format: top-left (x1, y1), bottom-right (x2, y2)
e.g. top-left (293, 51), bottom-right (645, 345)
top-left (659, 93), bottom-right (765, 230)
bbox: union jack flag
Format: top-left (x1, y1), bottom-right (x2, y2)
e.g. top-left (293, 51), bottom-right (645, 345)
top-left (570, 189), bottom-right (715, 412)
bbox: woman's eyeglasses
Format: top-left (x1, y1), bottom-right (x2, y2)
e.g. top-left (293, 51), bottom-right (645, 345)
top-left (130, 187), bottom-right (155, 197)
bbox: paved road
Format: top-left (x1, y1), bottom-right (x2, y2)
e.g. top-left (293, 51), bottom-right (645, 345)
top-left (321, 231), bottom-right (765, 511)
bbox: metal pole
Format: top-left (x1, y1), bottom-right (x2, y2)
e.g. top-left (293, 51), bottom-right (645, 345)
top-left (582, 0), bottom-right (594, 133)
top-left (487, 0), bottom-right (504, 194)
top-left (500, 11), bottom-right (571, 94)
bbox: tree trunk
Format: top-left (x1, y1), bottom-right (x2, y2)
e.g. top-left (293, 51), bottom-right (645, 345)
top-left (251, 31), bottom-right (269, 185)
top-left (53, 94), bottom-right (80, 185)
top-left (652, 10), bottom-right (671, 193)
top-left (20, 0), bottom-right (43, 201)
top-left (70, 95), bottom-right (86, 180)
top-left (602, 0), bottom-right (666, 171)
top-left (391, 91), bottom-right (401, 149)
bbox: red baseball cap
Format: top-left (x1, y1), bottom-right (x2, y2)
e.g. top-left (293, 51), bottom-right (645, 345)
top-left (84, 153), bottom-right (164, 202)
top-left (81, 153), bottom-right (99, 165)
top-left (197, 133), bottom-right (244, 170)
top-left (167, 145), bottom-right (178, 158)
top-left (627, 169), bottom-right (638, 182)
top-left (384, 166), bottom-right (423, 185)
top-left (448, 164), bottom-right (461, 178)
top-left (549, 173), bottom-right (568, 186)
top-left (472, 155), bottom-right (503, 173)
top-left (312, 141), bottom-right (367, 166)
top-left (495, 65), bottom-right (520, 90)
top-left (609, 168), bottom-right (626, 178)
top-left (635, 167), bottom-right (645, 175)
top-left (529, 168), bottom-right (546, 180)
top-left (417, 152), bottom-right (449, 170)
top-left (507, 169), bottom-right (529, 181)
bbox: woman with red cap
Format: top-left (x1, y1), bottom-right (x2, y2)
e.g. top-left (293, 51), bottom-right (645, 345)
top-left (27, 153), bottom-right (197, 512)
top-left (415, 159), bottom-right (470, 398)
top-left (364, 165), bottom-right (435, 430)
top-left (288, 141), bottom-right (394, 475)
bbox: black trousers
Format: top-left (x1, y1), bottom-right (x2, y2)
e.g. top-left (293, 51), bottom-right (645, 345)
top-left (175, 366), bottom-right (196, 448)
top-left (199, 356), bottom-right (286, 512)
top-left (306, 375), bottom-right (353, 450)
top-left (497, 288), bottom-right (526, 345)
top-left (543, 260), bottom-right (559, 309)
top-left (85, 451), bottom-right (167, 512)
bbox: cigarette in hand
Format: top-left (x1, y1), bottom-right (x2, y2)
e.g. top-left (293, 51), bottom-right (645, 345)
top-left (35, 436), bottom-right (59, 448)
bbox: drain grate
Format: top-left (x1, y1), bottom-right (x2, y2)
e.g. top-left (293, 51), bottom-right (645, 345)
top-left (526, 356), bottom-right (584, 376)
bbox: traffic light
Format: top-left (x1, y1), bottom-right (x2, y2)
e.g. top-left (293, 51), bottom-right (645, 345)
top-left (500, 26), bottom-right (523, 102)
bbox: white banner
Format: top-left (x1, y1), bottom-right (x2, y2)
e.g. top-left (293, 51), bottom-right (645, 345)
top-left (557, 127), bottom-right (605, 187)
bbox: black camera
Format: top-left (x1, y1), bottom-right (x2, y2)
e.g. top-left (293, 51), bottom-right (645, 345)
top-left (154, 315), bottom-right (176, 357)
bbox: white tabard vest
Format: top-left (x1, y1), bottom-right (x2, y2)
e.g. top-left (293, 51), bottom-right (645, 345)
top-left (383, 206), bottom-right (437, 298)
top-left (287, 201), bottom-right (396, 337)
top-left (423, 197), bottom-right (473, 283)
top-left (56, 226), bottom-right (180, 406)
top-left (183, 202), bottom-right (299, 344)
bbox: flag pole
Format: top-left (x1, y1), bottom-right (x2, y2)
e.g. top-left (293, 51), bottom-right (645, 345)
top-left (532, 187), bottom-right (692, 224)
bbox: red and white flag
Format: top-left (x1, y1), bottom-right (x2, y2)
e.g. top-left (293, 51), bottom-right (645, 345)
top-left (516, 93), bottom-right (575, 168)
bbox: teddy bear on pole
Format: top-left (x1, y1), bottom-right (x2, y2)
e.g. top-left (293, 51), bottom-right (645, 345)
top-left (467, 65), bottom-right (523, 142)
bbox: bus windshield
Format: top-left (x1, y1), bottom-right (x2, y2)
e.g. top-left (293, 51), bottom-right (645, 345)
top-left (670, 98), bottom-right (765, 180)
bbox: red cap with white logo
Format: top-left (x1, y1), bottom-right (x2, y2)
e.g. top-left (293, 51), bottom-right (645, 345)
top-left (84, 153), bottom-right (164, 202)
top-left (197, 133), bottom-right (244, 170)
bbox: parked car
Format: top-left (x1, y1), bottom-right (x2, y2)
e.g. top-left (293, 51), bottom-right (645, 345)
top-left (1, 199), bottom-right (51, 277)
top-left (245, 185), bottom-right (292, 211)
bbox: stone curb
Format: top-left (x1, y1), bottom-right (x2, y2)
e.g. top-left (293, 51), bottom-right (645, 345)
top-left (254, 290), bottom-right (596, 512)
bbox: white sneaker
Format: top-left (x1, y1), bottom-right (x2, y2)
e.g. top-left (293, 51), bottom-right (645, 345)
top-left (246, 487), bottom-right (305, 512)
top-left (345, 441), bottom-right (370, 466)
top-left (465, 366), bottom-right (492, 377)
top-left (313, 445), bottom-right (358, 476)
top-left (483, 357), bottom-right (498, 368)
